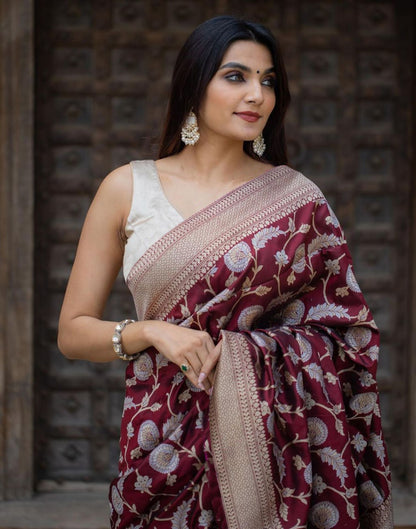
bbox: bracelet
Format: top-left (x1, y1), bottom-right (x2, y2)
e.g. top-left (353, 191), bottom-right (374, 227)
top-left (112, 319), bottom-right (140, 361)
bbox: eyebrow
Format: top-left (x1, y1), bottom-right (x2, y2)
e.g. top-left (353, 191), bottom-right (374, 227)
top-left (219, 62), bottom-right (275, 74)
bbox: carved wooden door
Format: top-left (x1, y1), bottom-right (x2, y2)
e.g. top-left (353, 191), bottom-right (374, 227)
top-left (35, 0), bottom-right (413, 485)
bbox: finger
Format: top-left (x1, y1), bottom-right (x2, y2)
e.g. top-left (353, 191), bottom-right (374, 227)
top-left (199, 341), bottom-right (222, 387)
top-left (181, 355), bottom-right (211, 393)
top-left (193, 352), bottom-right (213, 393)
top-left (197, 338), bottom-right (218, 391)
top-left (180, 360), bottom-right (199, 389)
top-left (193, 350), bottom-right (204, 373)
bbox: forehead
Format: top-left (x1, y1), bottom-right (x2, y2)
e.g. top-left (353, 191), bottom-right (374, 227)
top-left (220, 40), bottom-right (273, 66)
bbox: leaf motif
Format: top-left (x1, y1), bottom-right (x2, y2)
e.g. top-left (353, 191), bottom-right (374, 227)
top-left (306, 303), bottom-right (351, 322)
top-left (282, 488), bottom-right (295, 497)
top-left (225, 273), bottom-right (235, 287)
top-left (308, 233), bottom-right (340, 256)
top-left (279, 502), bottom-right (289, 521)
top-left (172, 500), bottom-right (192, 526)
top-left (242, 276), bottom-right (251, 290)
top-left (298, 492), bottom-right (309, 505)
top-left (180, 304), bottom-right (190, 318)
top-left (292, 244), bottom-right (306, 273)
top-left (297, 334), bottom-right (312, 362)
top-left (141, 392), bottom-right (150, 407)
top-left (346, 264), bottom-right (361, 293)
top-left (288, 216), bottom-right (296, 233)
top-left (150, 403), bottom-right (162, 412)
top-left (287, 270), bottom-right (296, 285)
top-left (369, 433), bottom-right (385, 462)
top-left (305, 363), bottom-right (324, 384)
top-left (357, 307), bottom-right (370, 322)
top-left (347, 501), bottom-right (356, 519)
top-left (251, 226), bottom-right (282, 249)
top-left (199, 288), bottom-right (234, 314)
top-left (317, 447), bottom-right (348, 485)
top-left (255, 285), bottom-right (272, 296)
top-left (178, 389), bottom-right (192, 403)
top-left (335, 418), bottom-right (344, 435)
top-left (123, 396), bottom-right (136, 411)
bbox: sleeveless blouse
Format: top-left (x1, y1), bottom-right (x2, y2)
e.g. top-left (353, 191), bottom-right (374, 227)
top-left (123, 160), bottom-right (184, 279)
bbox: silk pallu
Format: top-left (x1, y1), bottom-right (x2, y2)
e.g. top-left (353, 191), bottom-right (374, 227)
top-left (109, 165), bottom-right (393, 529)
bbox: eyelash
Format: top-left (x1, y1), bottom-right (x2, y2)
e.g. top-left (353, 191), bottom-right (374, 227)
top-left (225, 72), bottom-right (276, 88)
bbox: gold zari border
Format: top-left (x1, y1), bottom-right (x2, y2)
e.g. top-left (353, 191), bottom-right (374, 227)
top-left (360, 495), bottom-right (393, 529)
top-left (209, 331), bottom-right (282, 529)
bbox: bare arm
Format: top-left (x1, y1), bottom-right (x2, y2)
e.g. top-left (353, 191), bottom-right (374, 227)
top-left (57, 164), bottom-right (137, 362)
top-left (57, 163), bottom-right (219, 390)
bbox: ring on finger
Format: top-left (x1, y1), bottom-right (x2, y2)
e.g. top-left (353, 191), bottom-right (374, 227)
top-left (180, 363), bottom-right (190, 373)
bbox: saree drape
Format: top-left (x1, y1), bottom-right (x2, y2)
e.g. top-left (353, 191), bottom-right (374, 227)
top-left (109, 165), bottom-right (392, 529)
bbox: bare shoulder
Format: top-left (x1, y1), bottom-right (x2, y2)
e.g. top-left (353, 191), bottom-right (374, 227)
top-left (93, 163), bottom-right (132, 211)
top-left (84, 163), bottom-right (133, 238)
top-left (99, 163), bottom-right (132, 195)
top-left (154, 155), bottom-right (181, 178)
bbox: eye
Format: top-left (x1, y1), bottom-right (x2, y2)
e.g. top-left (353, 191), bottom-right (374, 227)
top-left (262, 76), bottom-right (276, 88)
top-left (225, 71), bottom-right (245, 82)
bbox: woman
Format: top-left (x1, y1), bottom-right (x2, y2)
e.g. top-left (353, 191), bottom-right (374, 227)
top-left (58, 16), bottom-right (393, 529)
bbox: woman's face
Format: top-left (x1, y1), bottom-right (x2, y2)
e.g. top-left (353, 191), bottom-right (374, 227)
top-left (198, 40), bottom-right (276, 144)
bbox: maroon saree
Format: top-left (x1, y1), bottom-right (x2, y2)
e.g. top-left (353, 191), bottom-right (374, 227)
top-left (109, 165), bottom-right (393, 529)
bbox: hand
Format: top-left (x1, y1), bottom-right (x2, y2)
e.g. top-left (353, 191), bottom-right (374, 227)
top-left (144, 321), bottom-right (221, 393)
top-left (197, 340), bottom-right (222, 394)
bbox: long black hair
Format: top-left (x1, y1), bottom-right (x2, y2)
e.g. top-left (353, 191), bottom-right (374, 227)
top-left (158, 15), bottom-right (291, 165)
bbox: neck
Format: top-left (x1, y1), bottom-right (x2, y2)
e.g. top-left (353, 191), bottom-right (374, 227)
top-left (177, 138), bottom-right (255, 183)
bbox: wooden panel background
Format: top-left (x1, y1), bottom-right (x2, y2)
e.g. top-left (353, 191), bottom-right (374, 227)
top-left (34, 0), bottom-right (414, 488)
top-left (0, 0), bottom-right (34, 500)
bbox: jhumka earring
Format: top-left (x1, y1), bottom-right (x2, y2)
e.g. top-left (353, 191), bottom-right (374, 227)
top-left (253, 133), bottom-right (266, 157)
top-left (181, 111), bottom-right (200, 145)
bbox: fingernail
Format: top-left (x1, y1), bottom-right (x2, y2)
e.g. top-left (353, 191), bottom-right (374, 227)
top-left (198, 372), bottom-right (207, 385)
top-left (208, 387), bottom-right (213, 396)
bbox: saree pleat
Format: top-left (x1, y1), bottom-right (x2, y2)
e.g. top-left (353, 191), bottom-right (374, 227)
top-left (109, 165), bottom-right (393, 529)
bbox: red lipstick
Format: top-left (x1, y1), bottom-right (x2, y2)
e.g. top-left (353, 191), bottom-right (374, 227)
top-left (235, 111), bottom-right (261, 122)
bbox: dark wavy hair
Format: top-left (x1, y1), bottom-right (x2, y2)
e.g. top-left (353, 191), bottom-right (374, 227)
top-left (158, 15), bottom-right (291, 165)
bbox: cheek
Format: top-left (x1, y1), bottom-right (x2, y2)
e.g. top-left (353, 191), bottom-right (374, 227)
top-left (267, 92), bottom-right (276, 112)
top-left (263, 93), bottom-right (276, 120)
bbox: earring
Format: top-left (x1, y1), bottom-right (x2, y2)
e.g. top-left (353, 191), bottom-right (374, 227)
top-left (253, 133), bottom-right (266, 157)
top-left (181, 111), bottom-right (200, 145)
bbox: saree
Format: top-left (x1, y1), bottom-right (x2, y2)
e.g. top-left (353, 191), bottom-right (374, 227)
top-left (109, 165), bottom-right (393, 529)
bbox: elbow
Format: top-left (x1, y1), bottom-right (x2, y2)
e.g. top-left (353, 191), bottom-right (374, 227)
top-left (57, 325), bottom-right (79, 360)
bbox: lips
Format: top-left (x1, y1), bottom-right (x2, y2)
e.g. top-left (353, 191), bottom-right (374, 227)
top-left (235, 111), bottom-right (261, 122)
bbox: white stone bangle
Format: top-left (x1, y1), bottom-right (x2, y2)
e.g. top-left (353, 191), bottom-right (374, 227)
top-left (112, 319), bottom-right (139, 361)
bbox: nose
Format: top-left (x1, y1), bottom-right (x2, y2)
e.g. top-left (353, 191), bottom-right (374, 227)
top-left (245, 79), bottom-right (264, 105)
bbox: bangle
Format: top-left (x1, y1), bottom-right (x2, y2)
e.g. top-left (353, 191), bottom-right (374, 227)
top-left (112, 319), bottom-right (139, 361)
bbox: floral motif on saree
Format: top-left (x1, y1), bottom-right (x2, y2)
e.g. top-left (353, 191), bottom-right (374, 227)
top-left (109, 165), bottom-right (393, 529)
